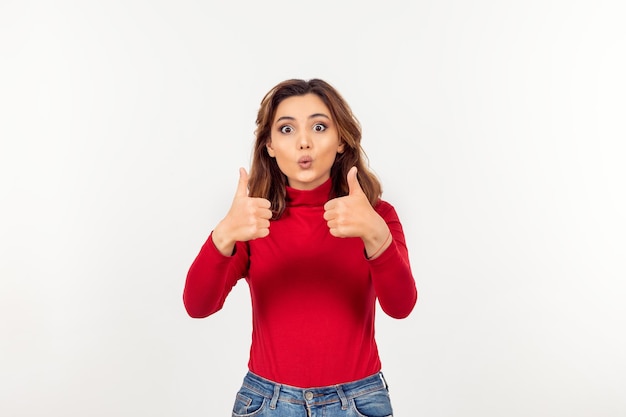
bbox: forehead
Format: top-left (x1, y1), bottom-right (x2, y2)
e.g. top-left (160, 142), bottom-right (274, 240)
top-left (273, 93), bottom-right (330, 121)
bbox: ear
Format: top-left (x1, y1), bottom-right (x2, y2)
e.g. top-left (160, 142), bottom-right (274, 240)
top-left (266, 141), bottom-right (276, 157)
top-left (337, 141), bottom-right (345, 154)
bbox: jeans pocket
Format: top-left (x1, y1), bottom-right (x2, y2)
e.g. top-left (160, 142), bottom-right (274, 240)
top-left (231, 387), bottom-right (267, 417)
top-left (351, 388), bottom-right (393, 417)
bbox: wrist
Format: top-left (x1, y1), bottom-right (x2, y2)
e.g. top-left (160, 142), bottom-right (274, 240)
top-left (212, 223), bottom-right (236, 256)
top-left (364, 221), bottom-right (392, 260)
top-left (366, 231), bottom-right (392, 260)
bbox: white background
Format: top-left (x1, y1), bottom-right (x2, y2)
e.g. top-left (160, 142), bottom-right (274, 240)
top-left (1, 1), bottom-right (625, 416)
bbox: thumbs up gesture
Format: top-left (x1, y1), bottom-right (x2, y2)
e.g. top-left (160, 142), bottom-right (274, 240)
top-left (323, 167), bottom-right (384, 239)
top-left (212, 168), bottom-right (272, 256)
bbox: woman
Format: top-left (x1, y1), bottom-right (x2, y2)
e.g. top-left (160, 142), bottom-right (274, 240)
top-left (183, 78), bottom-right (417, 417)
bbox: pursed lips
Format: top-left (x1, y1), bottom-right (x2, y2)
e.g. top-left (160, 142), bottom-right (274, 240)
top-left (298, 156), bottom-right (313, 168)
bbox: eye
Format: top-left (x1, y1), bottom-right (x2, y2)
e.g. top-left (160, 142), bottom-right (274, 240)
top-left (313, 123), bottom-right (327, 132)
top-left (280, 125), bottom-right (294, 134)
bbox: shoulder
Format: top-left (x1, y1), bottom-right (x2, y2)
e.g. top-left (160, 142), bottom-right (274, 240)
top-left (374, 199), bottom-right (400, 221)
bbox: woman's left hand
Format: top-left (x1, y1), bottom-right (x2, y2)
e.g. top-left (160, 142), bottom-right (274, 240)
top-left (323, 167), bottom-right (391, 257)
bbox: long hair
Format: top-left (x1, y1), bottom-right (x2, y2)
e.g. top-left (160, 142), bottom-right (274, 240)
top-left (248, 78), bottom-right (382, 219)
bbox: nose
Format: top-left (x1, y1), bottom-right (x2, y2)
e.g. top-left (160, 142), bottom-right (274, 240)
top-left (298, 131), bottom-right (312, 149)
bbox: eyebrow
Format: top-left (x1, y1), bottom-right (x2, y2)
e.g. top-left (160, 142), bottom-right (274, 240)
top-left (275, 113), bottom-right (331, 123)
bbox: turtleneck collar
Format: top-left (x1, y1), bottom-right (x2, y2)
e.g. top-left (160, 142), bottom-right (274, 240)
top-left (286, 177), bottom-right (333, 207)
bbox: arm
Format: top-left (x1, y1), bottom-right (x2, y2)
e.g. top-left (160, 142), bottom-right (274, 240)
top-left (323, 167), bottom-right (417, 318)
top-left (368, 201), bottom-right (418, 319)
top-left (182, 233), bottom-right (249, 318)
top-left (183, 168), bottom-right (271, 318)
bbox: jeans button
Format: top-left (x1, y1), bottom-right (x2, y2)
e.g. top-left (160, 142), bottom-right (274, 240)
top-left (305, 391), bottom-right (313, 401)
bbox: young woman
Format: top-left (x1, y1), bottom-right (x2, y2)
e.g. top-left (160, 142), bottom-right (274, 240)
top-left (183, 79), bottom-right (417, 417)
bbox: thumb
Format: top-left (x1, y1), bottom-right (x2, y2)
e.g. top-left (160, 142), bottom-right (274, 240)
top-left (347, 166), bottom-right (362, 195)
top-left (235, 167), bottom-right (249, 197)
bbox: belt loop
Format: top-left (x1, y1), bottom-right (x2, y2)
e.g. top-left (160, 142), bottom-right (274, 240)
top-left (336, 384), bottom-right (348, 410)
top-left (379, 372), bottom-right (389, 391)
top-left (270, 384), bottom-right (281, 410)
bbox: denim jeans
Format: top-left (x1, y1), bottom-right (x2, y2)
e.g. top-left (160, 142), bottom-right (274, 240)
top-left (231, 371), bottom-right (394, 417)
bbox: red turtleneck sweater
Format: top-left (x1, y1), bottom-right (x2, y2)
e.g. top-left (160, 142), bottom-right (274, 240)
top-left (183, 178), bottom-right (417, 387)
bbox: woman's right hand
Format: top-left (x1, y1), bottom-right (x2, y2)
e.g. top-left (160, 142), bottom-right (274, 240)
top-left (211, 168), bottom-right (272, 256)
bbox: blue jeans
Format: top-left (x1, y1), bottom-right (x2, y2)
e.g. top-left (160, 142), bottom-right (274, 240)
top-left (231, 371), bottom-right (394, 417)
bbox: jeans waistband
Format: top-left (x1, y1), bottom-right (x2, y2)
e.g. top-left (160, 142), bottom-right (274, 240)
top-left (241, 371), bottom-right (389, 410)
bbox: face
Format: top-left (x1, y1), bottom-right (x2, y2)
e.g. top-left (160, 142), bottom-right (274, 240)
top-left (266, 93), bottom-right (344, 190)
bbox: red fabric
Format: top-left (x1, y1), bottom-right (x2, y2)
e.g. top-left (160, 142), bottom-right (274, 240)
top-left (183, 178), bottom-right (417, 387)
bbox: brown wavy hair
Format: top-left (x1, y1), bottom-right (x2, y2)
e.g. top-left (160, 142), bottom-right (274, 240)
top-left (248, 78), bottom-right (382, 219)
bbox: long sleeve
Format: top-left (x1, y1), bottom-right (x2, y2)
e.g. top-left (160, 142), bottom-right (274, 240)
top-left (182, 233), bottom-right (249, 318)
top-left (182, 178), bottom-right (418, 387)
top-left (369, 201), bottom-right (418, 319)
